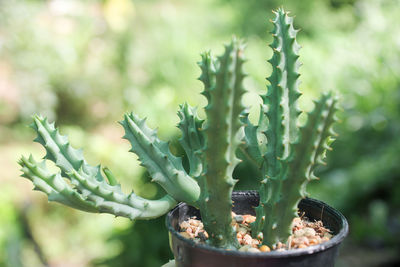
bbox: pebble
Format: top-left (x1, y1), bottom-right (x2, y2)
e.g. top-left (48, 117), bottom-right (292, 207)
top-left (238, 227), bottom-right (248, 235)
top-left (294, 228), bottom-right (305, 237)
top-left (234, 215), bottom-right (244, 223)
top-left (239, 245), bottom-right (252, 252)
top-left (243, 215), bottom-right (256, 223)
top-left (259, 245), bottom-right (270, 252)
top-left (180, 232), bottom-right (191, 239)
top-left (179, 214), bottom-right (333, 253)
top-left (309, 238), bottom-right (319, 245)
top-left (248, 247), bottom-right (261, 253)
top-left (242, 234), bottom-right (253, 245)
top-left (323, 232), bottom-right (332, 239)
top-left (251, 239), bottom-right (260, 246)
top-left (303, 227), bottom-right (316, 237)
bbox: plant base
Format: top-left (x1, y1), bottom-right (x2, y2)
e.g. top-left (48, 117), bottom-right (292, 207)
top-left (166, 191), bottom-right (348, 267)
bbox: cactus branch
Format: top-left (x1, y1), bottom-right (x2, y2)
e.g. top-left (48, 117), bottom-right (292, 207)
top-left (263, 8), bottom-right (301, 176)
top-left (120, 112), bottom-right (200, 205)
top-left (251, 8), bottom-right (302, 238)
top-left (268, 93), bottom-right (338, 244)
top-left (238, 109), bottom-right (263, 170)
top-left (20, 155), bottom-right (98, 212)
top-left (31, 115), bottom-right (104, 181)
top-left (198, 38), bottom-right (246, 248)
top-left (177, 103), bottom-right (205, 178)
top-left (19, 155), bottom-right (177, 220)
top-left (249, 9), bottom-right (338, 247)
top-left (21, 115), bottom-right (177, 220)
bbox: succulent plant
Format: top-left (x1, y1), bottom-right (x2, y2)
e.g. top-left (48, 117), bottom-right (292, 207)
top-left (19, 8), bottom-right (338, 249)
top-left (240, 9), bottom-right (339, 246)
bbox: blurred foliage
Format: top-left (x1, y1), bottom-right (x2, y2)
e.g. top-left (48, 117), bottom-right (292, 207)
top-left (1, 0), bottom-right (400, 266)
top-left (93, 216), bottom-right (172, 267)
top-left (307, 0), bottom-right (400, 252)
top-left (218, 0), bottom-right (358, 38)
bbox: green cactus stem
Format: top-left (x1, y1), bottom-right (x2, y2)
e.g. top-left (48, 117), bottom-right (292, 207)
top-left (19, 156), bottom-right (176, 219)
top-left (20, 108), bottom-right (203, 218)
top-left (120, 112), bottom-right (200, 205)
top-left (247, 8), bottom-right (301, 239)
top-left (238, 109), bottom-right (264, 171)
top-left (177, 103), bottom-right (205, 178)
top-left (197, 38), bottom-right (246, 249)
top-left (18, 8), bottom-right (339, 251)
top-left (18, 116), bottom-right (177, 220)
top-left (267, 93), bottom-right (338, 245)
top-left (246, 9), bottom-right (338, 246)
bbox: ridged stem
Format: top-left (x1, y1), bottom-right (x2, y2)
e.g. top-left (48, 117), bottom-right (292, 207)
top-left (268, 93), bottom-right (338, 244)
top-left (19, 153), bottom-right (177, 220)
top-left (251, 8), bottom-right (302, 238)
top-left (120, 113), bottom-right (200, 205)
top-left (197, 38), bottom-right (246, 249)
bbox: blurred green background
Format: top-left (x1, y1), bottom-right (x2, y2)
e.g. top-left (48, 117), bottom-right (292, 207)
top-left (1, 0), bottom-right (399, 266)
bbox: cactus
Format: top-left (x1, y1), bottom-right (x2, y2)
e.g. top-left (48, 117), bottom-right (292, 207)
top-left (19, 115), bottom-right (178, 220)
top-left (241, 9), bottom-right (339, 246)
top-left (120, 112), bottom-right (200, 205)
top-left (177, 103), bottom-right (205, 178)
top-left (18, 39), bottom-right (245, 249)
top-left (19, 8), bottom-right (338, 250)
top-left (197, 40), bottom-right (246, 248)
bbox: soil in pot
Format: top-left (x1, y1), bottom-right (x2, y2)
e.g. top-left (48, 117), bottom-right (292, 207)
top-left (167, 191), bottom-right (349, 267)
top-left (179, 213), bottom-right (333, 252)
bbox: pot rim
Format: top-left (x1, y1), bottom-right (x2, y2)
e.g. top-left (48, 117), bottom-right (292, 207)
top-left (166, 193), bottom-right (349, 258)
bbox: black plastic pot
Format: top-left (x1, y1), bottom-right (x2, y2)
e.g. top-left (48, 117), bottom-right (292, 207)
top-left (166, 191), bottom-right (348, 267)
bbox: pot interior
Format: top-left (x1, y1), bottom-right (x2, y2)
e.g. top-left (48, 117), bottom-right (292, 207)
top-left (169, 191), bottom-right (348, 246)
